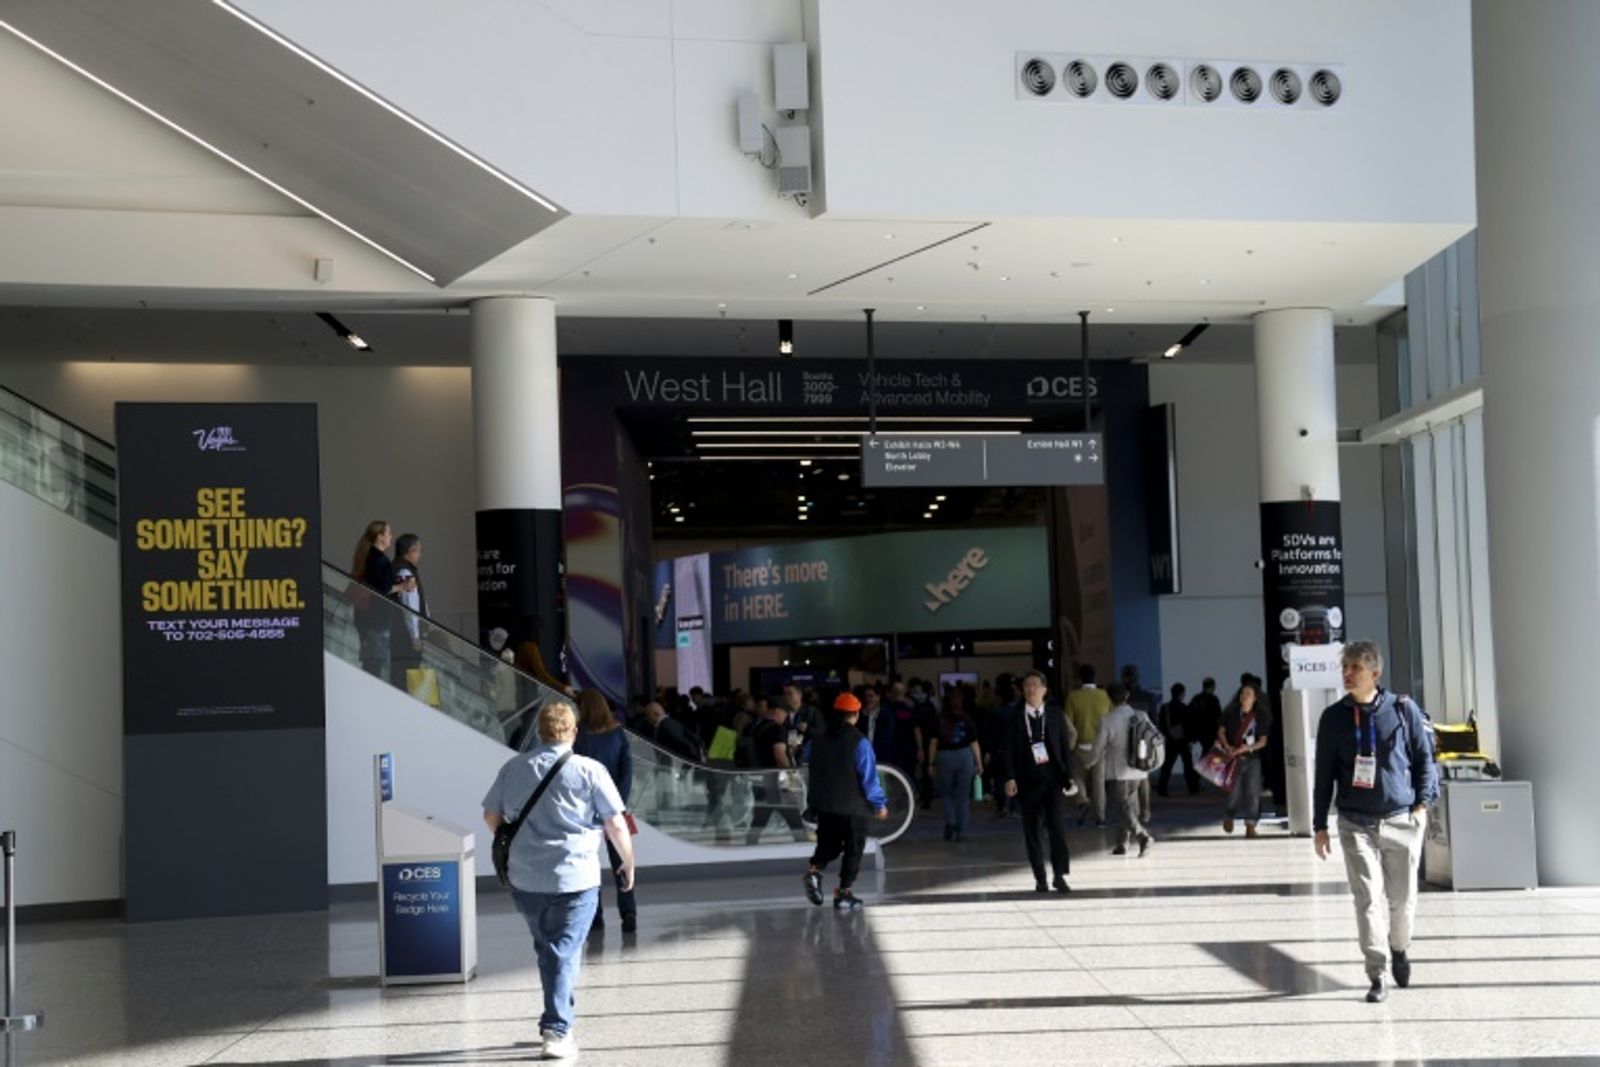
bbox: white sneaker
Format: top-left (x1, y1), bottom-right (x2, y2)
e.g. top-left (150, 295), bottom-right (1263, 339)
top-left (541, 1030), bottom-right (578, 1059)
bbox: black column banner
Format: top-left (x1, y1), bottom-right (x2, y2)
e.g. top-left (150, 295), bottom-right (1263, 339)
top-left (1259, 500), bottom-right (1346, 799)
top-left (476, 508), bottom-right (565, 680)
top-left (117, 403), bottom-right (326, 920)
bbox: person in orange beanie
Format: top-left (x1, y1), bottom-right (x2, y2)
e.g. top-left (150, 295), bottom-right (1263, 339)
top-left (803, 692), bottom-right (890, 910)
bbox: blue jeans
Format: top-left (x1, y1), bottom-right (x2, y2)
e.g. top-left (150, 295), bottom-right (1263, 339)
top-left (511, 887), bottom-right (599, 1037)
top-left (936, 748), bottom-right (976, 834)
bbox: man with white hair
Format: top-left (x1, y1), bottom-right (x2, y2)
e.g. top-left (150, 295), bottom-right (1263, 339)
top-left (484, 701), bottom-right (636, 1059)
top-left (1313, 640), bottom-right (1439, 1004)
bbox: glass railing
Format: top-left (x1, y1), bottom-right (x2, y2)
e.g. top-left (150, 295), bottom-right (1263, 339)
top-left (0, 385), bottom-right (117, 536)
top-left (0, 383), bottom-right (918, 846)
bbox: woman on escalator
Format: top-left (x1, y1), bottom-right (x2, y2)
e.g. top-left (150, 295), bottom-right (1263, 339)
top-left (349, 520), bottom-right (411, 678)
top-left (574, 688), bottom-right (637, 933)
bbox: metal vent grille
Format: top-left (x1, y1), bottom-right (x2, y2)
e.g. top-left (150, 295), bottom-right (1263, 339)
top-left (1310, 68), bottom-right (1342, 106)
top-left (1230, 66), bottom-right (1262, 103)
top-left (1063, 59), bottom-right (1098, 97)
top-left (1190, 63), bottom-right (1222, 102)
top-left (1270, 68), bottom-right (1302, 105)
top-left (1146, 62), bottom-right (1180, 100)
top-left (1020, 57), bottom-right (1056, 96)
top-left (1105, 62), bottom-right (1138, 99)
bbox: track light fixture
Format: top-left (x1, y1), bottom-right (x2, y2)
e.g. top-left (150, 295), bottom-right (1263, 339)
top-left (1162, 322), bottom-right (1210, 359)
top-left (316, 312), bottom-right (371, 351)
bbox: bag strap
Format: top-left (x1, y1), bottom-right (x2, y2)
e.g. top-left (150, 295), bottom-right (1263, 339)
top-left (506, 751), bottom-right (573, 839)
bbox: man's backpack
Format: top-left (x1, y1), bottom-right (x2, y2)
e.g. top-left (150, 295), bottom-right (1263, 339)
top-left (1128, 712), bottom-right (1165, 773)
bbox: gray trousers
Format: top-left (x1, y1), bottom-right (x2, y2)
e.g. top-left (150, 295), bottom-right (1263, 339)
top-left (1338, 812), bottom-right (1427, 977)
top-left (1110, 779), bottom-right (1149, 847)
top-left (1073, 747), bottom-right (1105, 820)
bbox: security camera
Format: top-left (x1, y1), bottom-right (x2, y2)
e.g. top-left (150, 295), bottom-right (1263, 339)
top-left (1253, 559), bottom-right (1265, 571)
top-left (1298, 428), bottom-right (1309, 437)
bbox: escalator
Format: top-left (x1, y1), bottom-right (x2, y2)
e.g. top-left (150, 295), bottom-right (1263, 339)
top-left (0, 384), bottom-right (916, 849)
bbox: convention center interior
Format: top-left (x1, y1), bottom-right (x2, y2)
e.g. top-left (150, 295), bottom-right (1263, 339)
top-left (2, 2), bottom-right (1599, 1065)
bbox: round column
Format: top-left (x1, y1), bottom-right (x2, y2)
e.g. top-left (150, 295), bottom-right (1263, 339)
top-left (1254, 308), bottom-right (1345, 809)
top-left (470, 296), bottom-right (565, 678)
top-left (1474, 2), bottom-right (1600, 884)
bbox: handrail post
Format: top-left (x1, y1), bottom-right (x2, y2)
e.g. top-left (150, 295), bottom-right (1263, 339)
top-left (1, 831), bottom-right (43, 1036)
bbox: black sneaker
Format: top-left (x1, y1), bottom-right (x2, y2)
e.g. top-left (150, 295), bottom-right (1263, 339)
top-left (804, 870), bottom-right (824, 906)
top-left (1052, 874), bottom-right (1070, 893)
top-left (1034, 879), bottom-right (1050, 893)
top-left (1366, 976), bottom-right (1387, 1003)
top-left (621, 913), bottom-right (637, 934)
top-left (1137, 833), bottom-right (1152, 857)
top-left (1111, 843), bottom-right (1128, 855)
top-left (833, 889), bottom-right (864, 911)
top-left (1391, 950), bottom-right (1411, 988)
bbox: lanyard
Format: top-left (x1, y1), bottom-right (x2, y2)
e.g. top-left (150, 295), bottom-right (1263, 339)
top-left (1352, 703), bottom-right (1377, 756)
top-left (1027, 709), bottom-right (1045, 744)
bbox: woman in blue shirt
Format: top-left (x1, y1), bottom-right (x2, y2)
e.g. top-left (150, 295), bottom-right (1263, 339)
top-left (927, 689), bottom-right (983, 842)
top-left (574, 689), bottom-right (636, 932)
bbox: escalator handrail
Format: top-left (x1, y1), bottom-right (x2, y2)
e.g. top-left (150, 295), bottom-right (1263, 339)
top-left (0, 384), bottom-right (118, 454)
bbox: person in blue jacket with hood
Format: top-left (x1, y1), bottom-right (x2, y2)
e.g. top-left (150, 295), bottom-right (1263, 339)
top-left (802, 692), bottom-right (889, 910)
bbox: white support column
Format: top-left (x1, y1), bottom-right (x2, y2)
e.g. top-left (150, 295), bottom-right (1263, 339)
top-left (1254, 308), bottom-right (1345, 822)
top-left (469, 296), bottom-right (566, 676)
top-left (1474, 1), bottom-right (1600, 885)
top-left (471, 297), bottom-right (561, 512)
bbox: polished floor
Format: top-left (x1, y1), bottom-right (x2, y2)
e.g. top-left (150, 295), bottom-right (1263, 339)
top-left (7, 796), bottom-right (1600, 1066)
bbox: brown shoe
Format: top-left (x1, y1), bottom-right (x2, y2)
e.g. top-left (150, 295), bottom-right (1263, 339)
top-left (1245, 823), bottom-right (1259, 839)
top-left (1223, 818), bottom-right (1235, 834)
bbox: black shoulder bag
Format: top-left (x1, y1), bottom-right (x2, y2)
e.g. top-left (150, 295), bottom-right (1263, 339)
top-left (493, 751), bottom-right (572, 888)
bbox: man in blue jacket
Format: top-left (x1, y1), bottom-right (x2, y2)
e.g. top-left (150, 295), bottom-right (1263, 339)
top-left (1312, 640), bottom-right (1439, 1004)
top-left (803, 693), bottom-right (889, 910)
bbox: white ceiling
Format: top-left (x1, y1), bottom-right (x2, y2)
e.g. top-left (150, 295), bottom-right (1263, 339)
top-left (0, 10), bottom-right (1423, 328)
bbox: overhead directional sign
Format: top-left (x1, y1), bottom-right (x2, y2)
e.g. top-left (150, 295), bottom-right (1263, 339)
top-left (861, 433), bottom-right (1105, 488)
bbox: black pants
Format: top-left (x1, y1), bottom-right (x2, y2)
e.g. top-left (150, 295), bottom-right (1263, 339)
top-left (747, 774), bottom-right (805, 844)
top-left (810, 812), bottom-right (869, 889)
top-left (1158, 738), bottom-right (1199, 794)
top-left (1019, 786), bottom-right (1071, 883)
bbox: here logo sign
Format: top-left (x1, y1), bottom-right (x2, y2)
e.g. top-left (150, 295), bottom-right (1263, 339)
top-left (923, 547), bottom-right (990, 613)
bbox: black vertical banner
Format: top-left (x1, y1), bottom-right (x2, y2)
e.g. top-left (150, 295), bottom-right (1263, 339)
top-left (1259, 500), bottom-right (1346, 800)
top-left (118, 403), bottom-right (326, 920)
top-left (475, 508), bottom-right (565, 677)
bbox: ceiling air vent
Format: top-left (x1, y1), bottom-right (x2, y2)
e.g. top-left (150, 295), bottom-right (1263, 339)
top-left (1309, 68), bottom-right (1342, 106)
top-left (1270, 68), bottom-right (1302, 105)
top-left (1104, 62), bottom-right (1138, 99)
top-left (1063, 59), bottom-right (1098, 98)
top-left (1190, 64), bottom-right (1222, 103)
top-left (1146, 62), bottom-right (1180, 100)
top-left (1020, 57), bottom-right (1056, 96)
top-left (1230, 65), bottom-right (1262, 103)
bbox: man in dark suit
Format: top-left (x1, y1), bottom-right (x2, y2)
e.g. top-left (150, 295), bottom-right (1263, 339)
top-left (1000, 669), bottom-right (1079, 893)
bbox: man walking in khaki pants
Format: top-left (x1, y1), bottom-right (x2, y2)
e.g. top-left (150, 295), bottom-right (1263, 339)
top-left (1312, 640), bottom-right (1439, 1004)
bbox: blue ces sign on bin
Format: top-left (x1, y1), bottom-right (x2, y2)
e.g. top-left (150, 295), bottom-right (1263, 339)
top-left (381, 861), bottom-right (461, 978)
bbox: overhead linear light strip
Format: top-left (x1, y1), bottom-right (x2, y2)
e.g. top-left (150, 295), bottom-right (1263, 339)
top-left (695, 441), bottom-right (861, 449)
top-left (685, 416), bottom-right (1033, 424)
top-left (211, 1), bottom-right (559, 214)
top-left (0, 19), bottom-right (437, 284)
top-left (691, 429), bottom-right (1022, 437)
top-left (697, 455), bottom-right (856, 462)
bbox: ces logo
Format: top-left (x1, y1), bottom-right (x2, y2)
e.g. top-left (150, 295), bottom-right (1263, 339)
top-left (397, 866), bottom-right (442, 882)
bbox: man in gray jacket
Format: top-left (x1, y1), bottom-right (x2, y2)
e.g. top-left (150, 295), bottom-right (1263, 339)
top-left (1087, 683), bottom-right (1157, 857)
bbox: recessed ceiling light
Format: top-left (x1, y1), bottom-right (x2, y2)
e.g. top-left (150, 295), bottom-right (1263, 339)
top-left (884, 233), bottom-right (895, 240)
top-left (668, 506), bottom-right (680, 513)
top-left (787, 272), bottom-right (798, 279)
top-left (799, 459), bottom-right (812, 467)
top-left (999, 276), bottom-right (1010, 282)
top-left (1105, 307), bottom-right (1115, 313)
top-left (717, 302), bottom-right (727, 309)
top-left (674, 515), bottom-right (684, 523)
top-left (935, 495), bottom-right (946, 501)
top-left (797, 495), bottom-right (806, 502)
top-left (929, 503), bottom-right (939, 510)
top-left (837, 473), bottom-right (849, 481)
top-left (799, 513), bottom-right (809, 521)
top-left (916, 305), bottom-right (926, 311)
top-left (922, 512), bottom-right (932, 519)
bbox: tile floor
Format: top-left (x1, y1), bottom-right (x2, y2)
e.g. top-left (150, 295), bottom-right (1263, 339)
top-left (6, 797), bottom-right (1599, 1066)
